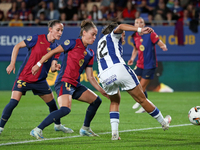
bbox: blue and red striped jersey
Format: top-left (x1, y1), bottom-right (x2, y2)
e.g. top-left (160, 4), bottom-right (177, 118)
top-left (132, 32), bottom-right (159, 69)
top-left (17, 34), bottom-right (59, 83)
top-left (56, 38), bottom-right (94, 87)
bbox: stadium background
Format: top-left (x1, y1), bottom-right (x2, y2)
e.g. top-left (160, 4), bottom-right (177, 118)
top-left (0, 0), bottom-right (200, 91)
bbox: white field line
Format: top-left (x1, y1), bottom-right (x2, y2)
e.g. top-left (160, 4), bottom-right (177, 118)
top-left (0, 123), bottom-right (192, 146)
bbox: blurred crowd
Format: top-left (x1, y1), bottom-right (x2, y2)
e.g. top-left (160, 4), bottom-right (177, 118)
top-left (0, 0), bottom-right (200, 27)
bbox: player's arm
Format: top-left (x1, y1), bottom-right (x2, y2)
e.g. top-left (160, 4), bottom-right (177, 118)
top-left (114, 24), bottom-right (154, 34)
top-left (128, 45), bottom-right (138, 66)
top-left (157, 40), bottom-right (167, 51)
top-left (51, 60), bottom-right (61, 72)
top-left (85, 67), bottom-right (109, 99)
top-left (32, 45), bottom-right (64, 75)
top-left (6, 41), bottom-right (26, 74)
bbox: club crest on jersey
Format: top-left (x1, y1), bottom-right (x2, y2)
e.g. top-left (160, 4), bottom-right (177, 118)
top-left (64, 40), bottom-right (70, 45)
top-left (139, 45), bottom-right (145, 51)
top-left (79, 59), bottom-right (84, 67)
top-left (83, 51), bottom-right (87, 56)
top-left (27, 36), bottom-right (32, 41)
top-left (47, 47), bottom-right (51, 52)
top-left (140, 39), bottom-right (143, 43)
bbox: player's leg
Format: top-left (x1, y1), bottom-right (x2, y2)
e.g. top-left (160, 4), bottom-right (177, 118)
top-left (30, 94), bottom-right (72, 139)
top-left (39, 93), bottom-right (73, 133)
top-left (134, 78), bottom-right (150, 113)
top-left (0, 91), bottom-right (22, 134)
top-left (127, 84), bottom-right (171, 130)
top-left (76, 88), bottom-right (102, 137)
top-left (30, 82), bottom-right (72, 139)
top-left (109, 90), bottom-right (121, 140)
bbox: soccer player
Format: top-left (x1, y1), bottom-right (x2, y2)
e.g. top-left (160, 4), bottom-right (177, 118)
top-left (96, 22), bottom-right (171, 140)
top-left (128, 17), bottom-right (168, 113)
top-left (30, 20), bottom-right (109, 139)
top-left (0, 20), bottom-right (73, 135)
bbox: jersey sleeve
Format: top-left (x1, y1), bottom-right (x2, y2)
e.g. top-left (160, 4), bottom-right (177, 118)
top-left (61, 39), bottom-right (76, 53)
top-left (111, 30), bottom-right (122, 39)
top-left (87, 50), bottom-right (94, 67)
top-left (52, 43), bottom-right (60, 60)
top-left (24, 34), bottom-right (38, 49)
top-left (150, 32), bottom-right (160, 44)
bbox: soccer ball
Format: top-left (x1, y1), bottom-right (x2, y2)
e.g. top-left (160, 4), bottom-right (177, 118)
top-left (188, 106), bottom-right (200, 125)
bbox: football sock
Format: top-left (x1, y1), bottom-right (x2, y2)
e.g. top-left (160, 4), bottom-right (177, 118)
top-left (0, 99), bottom-right (19, 128)
top-left (46, 99), bottom-right (61, 125)
top-left (110, 112), bottom-right (119, 135)
top-left (149, 107), bottom-right (164, 124)
top-left (83, 96), bottom-right (102, 127)
top-left (38, 107), bottom-right (71, 130)
top-left (144, 91), bottom-right (148, 98)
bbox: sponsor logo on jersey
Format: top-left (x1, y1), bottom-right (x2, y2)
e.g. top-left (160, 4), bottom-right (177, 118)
top-left (40, 42), bottom-right (45, 44)
top-left (140, 39), bottom-right (143, 43)
top-left (64, 40), bottom-right (70, 45)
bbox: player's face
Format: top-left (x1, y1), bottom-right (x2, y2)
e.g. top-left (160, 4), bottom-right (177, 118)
top-left (135, 18), bottom-right (145, 28)
top-left (83, 27), bottom-right (98, 46)
top-left (49, 23), bottom-right (64, 40)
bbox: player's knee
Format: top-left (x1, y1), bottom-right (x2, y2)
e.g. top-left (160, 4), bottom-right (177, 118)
top-left (60, 107), bottom-right (71, 116)
top-left (94, 96), bottom-right (102, 106)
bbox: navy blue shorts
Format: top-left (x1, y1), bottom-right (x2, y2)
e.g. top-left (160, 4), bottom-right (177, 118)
top-left (134, 67), bottom-right (156, 79)
top-left (12, 79), bottom-right (52, 95)
top-left (55, 81), bottom-right (88, 99)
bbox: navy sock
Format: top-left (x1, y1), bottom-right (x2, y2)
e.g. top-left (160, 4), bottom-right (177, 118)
top-left (0, 99), bottom-right (19, 128)
top-left (46, 99), bottom-right (60, 124)
top-left (144, 91), bottom-right (148, 98)
top-left (84, 96), bottom-right (102, 127)
top-left (38, 107), bottom-right (71, 130)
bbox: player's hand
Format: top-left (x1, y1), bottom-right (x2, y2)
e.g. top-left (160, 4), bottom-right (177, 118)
top-left (141, 27), bottom-right (154, 34)
top-left (100, 90), bottom-right (109, 99)
top-left (161, 45), bottom-right (168, 51)
top-left (6, 64), bottom-right (15, 74)
top-left (55, 63), bottom-right (61, 71)
top-left (127, 60), bottom-right (133, 66)
top-left (32, 65), bottom-right (40, 76)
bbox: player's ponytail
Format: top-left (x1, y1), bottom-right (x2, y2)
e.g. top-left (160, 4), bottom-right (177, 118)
top-left (102, 22), bottom-right (118, 35)
top-left (79, 20), bottom-right (96, 37)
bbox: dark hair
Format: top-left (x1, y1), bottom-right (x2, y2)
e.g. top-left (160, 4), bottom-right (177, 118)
top-left (48, 20), bottom-right (62, 32)
top-left (79, 20), bottom-right (96, 36)
top-left (101, 22), bottom-right (118, 35)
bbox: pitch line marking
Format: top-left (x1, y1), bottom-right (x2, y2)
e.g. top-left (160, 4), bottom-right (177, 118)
top-left (0, 123), bottom-right (192, 146)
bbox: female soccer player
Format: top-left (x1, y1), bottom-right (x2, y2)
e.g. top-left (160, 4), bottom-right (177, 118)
top-left (30, 20), bottom-right (108, 139)
top-left (0, 20), bottom-right (73, 135)
top-left (128, 17), bottom-right (168, 113)
top-left (96, 22), bottom-right (171, 140)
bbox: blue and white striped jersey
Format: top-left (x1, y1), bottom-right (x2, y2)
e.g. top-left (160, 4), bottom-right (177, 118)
top-left (97, 31), bottom-right (126, 74)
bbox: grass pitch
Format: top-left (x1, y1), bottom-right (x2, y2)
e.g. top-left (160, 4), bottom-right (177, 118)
top-left (0, 91), bottom-right (200, 150)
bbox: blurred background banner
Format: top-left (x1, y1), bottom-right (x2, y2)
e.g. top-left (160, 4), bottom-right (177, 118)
top-left (0, 26), bottom-right (200, 91)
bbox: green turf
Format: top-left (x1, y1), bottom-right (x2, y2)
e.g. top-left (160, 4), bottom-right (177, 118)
top-left (0, 91), bottom-right (200, 150)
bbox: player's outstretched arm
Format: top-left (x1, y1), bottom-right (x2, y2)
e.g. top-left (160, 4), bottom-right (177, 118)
top-left (157, 40), bottom-right (167, 51)
top-left (6, 41), bottom-right (26, 74)
top-left (85, 67), bottom-right (109, 99)
top-left (141, 27), bottom-right (154, 34)
top-left (32, 45), bottom-right (64, 75)
top-left (128, 45), bottom-right (138, 66)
